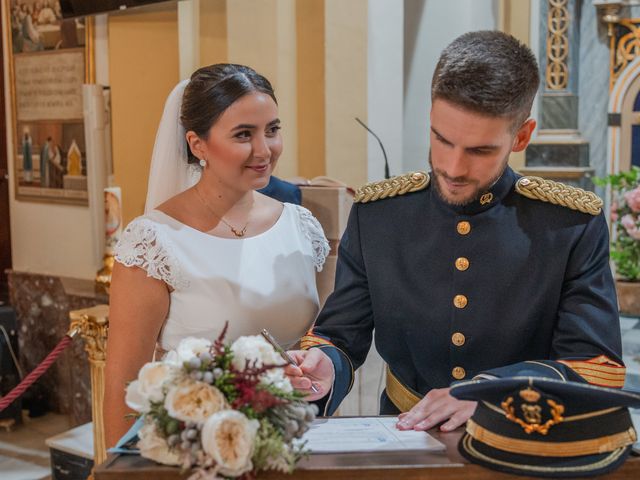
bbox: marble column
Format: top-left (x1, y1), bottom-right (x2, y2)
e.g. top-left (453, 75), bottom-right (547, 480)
top-left (7, 272), bottom-right (108, 426)
top-left (524, 0), bottom-right (594, 189)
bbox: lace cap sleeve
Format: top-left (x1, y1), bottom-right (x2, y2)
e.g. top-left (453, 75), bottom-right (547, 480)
top-left (113, 217), bottom-right (189, 290)
top-left (292, 205), bottom-right (330, 272)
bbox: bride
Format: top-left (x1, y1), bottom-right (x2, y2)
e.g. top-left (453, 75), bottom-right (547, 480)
top-left (104, 64), bottom-right (329, 447)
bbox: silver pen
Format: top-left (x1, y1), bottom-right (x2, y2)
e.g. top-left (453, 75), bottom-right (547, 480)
top-left (260, 329), bottom-right (320, 394)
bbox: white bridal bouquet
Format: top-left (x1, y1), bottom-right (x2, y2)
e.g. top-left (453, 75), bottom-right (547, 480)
top-left (125, 324), bottom-right (318, 479)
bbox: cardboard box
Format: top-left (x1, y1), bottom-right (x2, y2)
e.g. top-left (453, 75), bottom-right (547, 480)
top-left (300, 186), bottom-right (352, 241)
top-left (300, 186), bottom-right (353, 307)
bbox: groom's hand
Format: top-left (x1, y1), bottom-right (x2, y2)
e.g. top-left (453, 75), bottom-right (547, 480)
top-left (396, 387), bottom-right (477, 432)
top-left (284, 348), bottom-right (334, 401)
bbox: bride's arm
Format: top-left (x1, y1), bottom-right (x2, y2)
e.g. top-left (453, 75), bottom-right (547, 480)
top-left (104, 261), bottom-right (169, 448)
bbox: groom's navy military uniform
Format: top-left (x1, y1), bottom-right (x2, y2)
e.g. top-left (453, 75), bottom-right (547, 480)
top-left (301, 167), bottom-right (625, 415)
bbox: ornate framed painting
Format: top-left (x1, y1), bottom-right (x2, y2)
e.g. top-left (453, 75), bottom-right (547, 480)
top-left (5, 0), bottom-right (94, 205)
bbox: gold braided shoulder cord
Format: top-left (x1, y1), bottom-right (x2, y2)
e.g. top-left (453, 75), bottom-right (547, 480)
top-left (515, 176), bottom-right (602, 215)
top-left (354, 171), bottom-right (430, 204)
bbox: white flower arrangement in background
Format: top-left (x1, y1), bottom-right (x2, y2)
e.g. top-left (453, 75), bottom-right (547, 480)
top-left (125, 324), bottom-right (317, 479)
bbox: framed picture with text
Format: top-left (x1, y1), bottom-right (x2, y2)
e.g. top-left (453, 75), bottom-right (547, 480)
top-left (5, 0), bottom-right (94, 205)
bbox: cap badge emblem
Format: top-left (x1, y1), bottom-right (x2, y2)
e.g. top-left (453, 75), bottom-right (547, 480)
top-left (501, 386), bottom-right (565, 435)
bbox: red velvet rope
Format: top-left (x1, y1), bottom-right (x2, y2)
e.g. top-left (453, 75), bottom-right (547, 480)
top-left (0, 335), bottom-right (74, 413)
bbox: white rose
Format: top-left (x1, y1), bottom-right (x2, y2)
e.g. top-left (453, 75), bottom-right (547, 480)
top-left (125, 362), bottom-right (178, 412)
top-left (125, 380), bottom-right (149, 413)
top-left (138, 421), bottom-right (182, 466)
top-left (260, 369), bottom-right (293, 393)
top-left (162, 349), bottom-right (181, 366)
top-left (140, 362), bottom-right (178, 401)
top-left (231, 336), bottom-right (291, 393)
top-left (164, 381), bottom-right (228, 424)
top-left (230, 335), bottom-right (284, 371)
top-left (201, 410), bottom-right (259, 477)
top-left (174, 337), bottom-right (212, 364)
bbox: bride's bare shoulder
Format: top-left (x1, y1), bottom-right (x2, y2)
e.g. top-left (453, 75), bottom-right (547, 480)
top-left (155, 190), bottom-right (194, 222)
top-left (254, 190), bottom-right (283, 208)
top-left (253, 191), bottom-right (285, 222)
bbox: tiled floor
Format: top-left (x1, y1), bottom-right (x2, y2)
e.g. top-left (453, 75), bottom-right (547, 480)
top-left (0, 412), bottom-right (71, 480)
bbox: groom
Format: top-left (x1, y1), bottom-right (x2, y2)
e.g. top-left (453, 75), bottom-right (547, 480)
top-left (285, 30), bottom-right (624, 431)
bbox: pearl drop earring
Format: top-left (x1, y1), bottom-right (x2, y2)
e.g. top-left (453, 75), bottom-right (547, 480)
top-left (199, 158), bottom-right (207, 167)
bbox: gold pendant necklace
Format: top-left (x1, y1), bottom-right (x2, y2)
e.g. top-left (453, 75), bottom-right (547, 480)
top-left (226, 223), bottom-right (247, 238)
top-left (194, 187), bottom-right (249, 237)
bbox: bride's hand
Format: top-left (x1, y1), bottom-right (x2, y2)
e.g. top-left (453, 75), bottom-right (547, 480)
top-left (284, 349), bottom-right (334, 401)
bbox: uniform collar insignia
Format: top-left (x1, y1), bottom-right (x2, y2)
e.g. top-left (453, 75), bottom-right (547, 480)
top-left (479, 192), bottom-right (493, 205)
top-left (431, 167), bottom-right (516, 215)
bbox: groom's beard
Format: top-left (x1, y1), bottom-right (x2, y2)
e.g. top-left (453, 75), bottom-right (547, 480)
top-left (429, 151), bottom-right (507, 206)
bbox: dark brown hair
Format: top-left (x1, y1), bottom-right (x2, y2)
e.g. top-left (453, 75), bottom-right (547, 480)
top-left (432, 31), bottom-right (540, 129)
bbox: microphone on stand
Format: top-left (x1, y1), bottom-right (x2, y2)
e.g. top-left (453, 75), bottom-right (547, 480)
top-left (355, 117), bottom-right (390, 179)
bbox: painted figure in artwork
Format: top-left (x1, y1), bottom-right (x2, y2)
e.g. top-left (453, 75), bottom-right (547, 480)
top-left (18, 4), bottom-right (43, 52)
top-left (49, 139), bottom-right (63, 188)
top-left (22, 130), bottom-right (33, 183)
top-left (39, 136), bottom-right (51, 187)
top-left (66, 139), bottom-right (82, 176)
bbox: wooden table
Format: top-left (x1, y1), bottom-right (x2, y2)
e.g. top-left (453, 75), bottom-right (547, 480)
top-left (95, 428), bottom-right (640, 479)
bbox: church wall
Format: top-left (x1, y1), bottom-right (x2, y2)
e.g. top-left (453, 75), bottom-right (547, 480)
top-left (367, 0), bottom-right (404, 181)
top-left (324, 0), bottom-right (368, 187)
top-left (199, 0), bottom-right (228, 68)
top-left (296, 0), bottom-right (326, 180)
top-left (109, 5), bottom-right (180, 225)
top-left (2, 6), bottom-right (97, 280)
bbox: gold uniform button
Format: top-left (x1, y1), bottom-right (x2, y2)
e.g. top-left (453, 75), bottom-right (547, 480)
top-left (452, 332), bottom-right (466, 346)
top-left (452, 366), bottom-right (466, 380)
top-left (455, 257), bottom-right (469, 271)
top-left (453, 294), bottom-right (468, 309)
top-left (457, 221), bottom-right (471, 235)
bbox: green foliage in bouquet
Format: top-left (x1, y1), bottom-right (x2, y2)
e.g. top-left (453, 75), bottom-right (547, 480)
top-left (594, 166), bottom-right (640, 281)
top-left (125, 323), bottom-right (318, 479)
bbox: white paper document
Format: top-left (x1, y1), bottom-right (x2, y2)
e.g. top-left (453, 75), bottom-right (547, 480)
top-left (300, 416), bottom-right (446, 453)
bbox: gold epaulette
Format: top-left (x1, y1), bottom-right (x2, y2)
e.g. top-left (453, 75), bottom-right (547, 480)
top-left (354, 171), bottom-right (430, 204)
top-left (515, 176), bottom-right (602, 216)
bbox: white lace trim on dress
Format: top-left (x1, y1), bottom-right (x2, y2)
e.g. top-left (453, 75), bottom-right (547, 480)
top-left (292, 205), bottom-right (330, 272)
top-left (113, 217), bottom-right (189, 290)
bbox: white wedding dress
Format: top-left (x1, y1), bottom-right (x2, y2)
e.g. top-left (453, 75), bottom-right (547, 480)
top-left (113, 203), bottom-right (329, 350)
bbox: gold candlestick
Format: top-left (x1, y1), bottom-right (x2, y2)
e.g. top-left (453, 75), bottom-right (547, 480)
top-left (96, 187), bottom-right (122, 293)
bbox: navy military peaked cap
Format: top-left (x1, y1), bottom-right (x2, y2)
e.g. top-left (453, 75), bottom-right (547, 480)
top-left (450, 373), bottom-right (640, 477)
